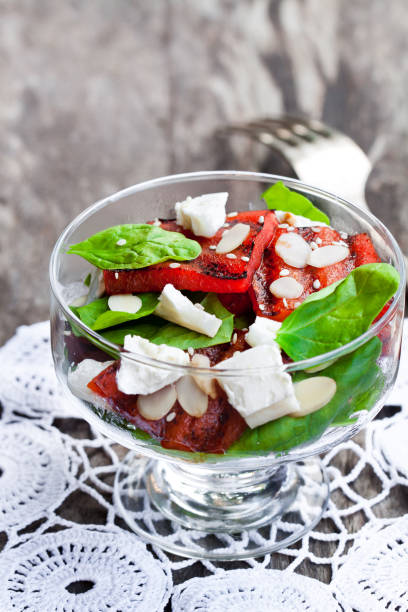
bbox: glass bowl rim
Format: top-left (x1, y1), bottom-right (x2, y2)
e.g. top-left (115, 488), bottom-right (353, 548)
top-left (49, 170), bottom-right (405, 375)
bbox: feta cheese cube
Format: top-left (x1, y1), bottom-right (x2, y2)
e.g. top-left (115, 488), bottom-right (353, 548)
top-left (155, 284), bottom-right (222, 337)
top-left (214, 345), bottom-right (299, 427)
top-left (117, 335), bottom-right (189, 395)
top-left (245, 317), bottom-right (282, 348)
top-left (175, 192), bottom-right (228, 237)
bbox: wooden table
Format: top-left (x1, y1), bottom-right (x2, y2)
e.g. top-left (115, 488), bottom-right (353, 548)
top-left (1, 0), bottom-right (407, 597)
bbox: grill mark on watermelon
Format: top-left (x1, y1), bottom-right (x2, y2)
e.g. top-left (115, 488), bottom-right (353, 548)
top-left (250, 226), bottom-right (381, 320)
top-left (103, 211), bottom-right (278, 294)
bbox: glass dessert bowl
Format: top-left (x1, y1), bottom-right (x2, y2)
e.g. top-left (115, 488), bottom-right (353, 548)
top-left (49, 171), bottom-right (405, 560)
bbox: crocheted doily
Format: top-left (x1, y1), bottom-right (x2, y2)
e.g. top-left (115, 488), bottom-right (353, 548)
top-left (0, 525), bottom-right (172, 612)
top-left (171, 569), bottom-right (339, 611)
top-left (0, 319), bottom-right (407, 611)
top-left (334, 516), bottom-right (408, 611)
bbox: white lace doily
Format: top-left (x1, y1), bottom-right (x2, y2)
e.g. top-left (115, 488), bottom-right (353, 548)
top-left (0, 422), bottom-right (72, 531)
top-left (0, 525), bottom-right (172, 612)
top-left (0, 319), bottom-right (407, 611)
top-left (171, 569), bottom-right (339, 611)
top-left (334, 515), bottom-right (408, 611)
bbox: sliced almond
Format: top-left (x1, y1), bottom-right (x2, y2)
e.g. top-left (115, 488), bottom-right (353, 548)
top-left (215, 223), bottom-right (250, 254)
top-left (137, 384), bottom-right (177, 420)
top-left (307, 245), bottom-right (349, 268)
top-left (108, 294), bottom-right (142, 314)
top-left (176, 375), bottom-right (208, 417)
top-left (269, 277), bottom-right (303, 299)
top-left (275, 232), bottom-right (311, 268)
top-left (191, 353), bottom-right (217, 398)
top-left (291, 376), bottom-right (337, 417)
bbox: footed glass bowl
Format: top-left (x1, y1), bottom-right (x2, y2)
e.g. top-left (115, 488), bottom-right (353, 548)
top-left (50, 172), bottom-right (405, 559)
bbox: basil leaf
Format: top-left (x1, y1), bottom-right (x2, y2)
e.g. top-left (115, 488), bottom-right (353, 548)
top-left (276, 263), bottom-right (399, 361)
top-left (67, 224), bottom-right (201, 269)
top-left (228, 336), bottom-right (382, 454)
top-left (101, 293), bottom-right (234, 349)
top-left (262, 181), bottom-right (330, 224)
top-left (83, 273), bottom-right (92, 287)
top-left (71, 293), bottom-right (159, 331)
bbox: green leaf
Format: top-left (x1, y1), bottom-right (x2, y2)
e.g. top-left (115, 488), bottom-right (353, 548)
top-left (71, 293), bottom-right (159, 331)
top-left (67, 224), bottom-right (201, 270)
top-left (83, 273), bottom-right (92, 287)
top-left (101, 293), bottom-right (234, 349)
top-left (276, 263), bottom-right (399, 361)
top-left (262, 181), bottom-right (330, 224)
top-left (228, 336), bottom-right (383, 454)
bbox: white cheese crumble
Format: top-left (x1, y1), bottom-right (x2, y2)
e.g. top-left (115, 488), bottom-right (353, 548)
top-left (313, 279), bottom-right (321, 289)
top-left (245, 317), bottom-right (282, 348)
top-left (155, 284), bottom-right (222, 337)
top-left (169, 262), bottom-right (181, 268)
top-left (116, 335), bottom-right (189, 396)
top-left (226, 253), bottom-right (237, 259)
top-left (175, 192), bottom-right (228, 237)
top-left (68, 359), bottom-right (114, 408)
top-left (279, 269), bottom-right (290, 276)
top-left (214, 345), bottom-right (299, 428)
top-left (275, 210), bottom-right (328, 228)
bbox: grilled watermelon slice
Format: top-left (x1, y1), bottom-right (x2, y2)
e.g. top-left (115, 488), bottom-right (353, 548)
top-left (250, 227), bottom-right (381, 321)
top-left (103, 211), bottom-right (277, 294)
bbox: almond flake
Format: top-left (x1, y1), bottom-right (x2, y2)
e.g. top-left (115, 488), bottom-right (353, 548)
top-left (226, 253), bottom-right (237, 259)
top-left (258, 215), bottom-right (264, 224)
top-left (169, 262), bottom-right (181, 268)
top-left (216, 223), bottom-right (250, 254)
top-left (114, 272), bottom-right (119, 279)
top-left (241, 256), bottom-right (250, 262)
top-left (269, 277), bottom-right (303, 299)
top-left (227, 211), bottom-right (238, 217)
top-left (259, 304), bottom-right (265, 311)
top-left (176, 375), bottom-right (208, 417)
top-left (209, 245), bottom-right (217, 250)
top-left (308, 245), bottom-right (349, 268)
top-left (232, 332), bottom-right (238, 344)
top-left (275, 232), bottom-right (311, 268)
top-left (166, 412), bottom-right (176, 422)
top-left (108, 294), bottom-right (142, 314)
top-left (313, 279), bottom-right (321, 289)
top-left (138, 384), bottom-right (177, 420)
top-left (291, 376), bottom-right (337, 416)
top-left (283, 297), bottom-right (289, 308)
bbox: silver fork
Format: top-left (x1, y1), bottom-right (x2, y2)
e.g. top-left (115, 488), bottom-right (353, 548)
top-left (218, 116), bottom-right (371, 211)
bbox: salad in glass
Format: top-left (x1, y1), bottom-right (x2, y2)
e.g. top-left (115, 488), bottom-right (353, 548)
top-left (50, 172), bottom-right (404, 559)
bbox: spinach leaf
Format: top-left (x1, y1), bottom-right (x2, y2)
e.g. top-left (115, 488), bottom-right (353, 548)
top-left (276, 263), bottom-right (399, 361)
top-left (67, 224), bottom-right (201, 269)
top-left (71, 293), bottom-right (158, 330)
top-left (228, 336), bottom-right (382, 454)
top-left (262, 181), bottom-right (330, 224)
top-left (101, 293), bottom-right (234, 349)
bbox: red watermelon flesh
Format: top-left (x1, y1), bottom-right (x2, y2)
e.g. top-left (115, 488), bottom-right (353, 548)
top-left (103, 211), bottom-right (278, 295)
top-left (250, 226), bottom-right (381, 321)
top-left (87, 358), bottom-right (246, 453)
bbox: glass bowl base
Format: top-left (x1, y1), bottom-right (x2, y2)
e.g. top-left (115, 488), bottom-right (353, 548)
top-left (114, 453), bottom-right (330, 560)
